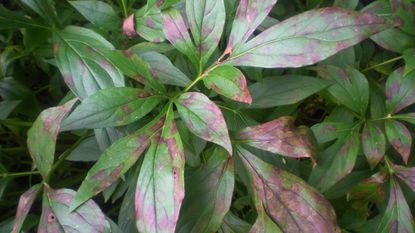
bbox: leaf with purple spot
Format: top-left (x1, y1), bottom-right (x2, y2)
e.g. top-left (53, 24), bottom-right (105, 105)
top-left (227, 7), bottom-right (390, 68)
top-left (27, 99), bottom-right (77, 179)
top-left (175, 92), bottom-right (232, 154)
top-left (132, 6), bottom-right (165, 42)
top-left (362, 122), bottom-right (386, 169)
top-left (135, 107), bottom-right (185, 233)
top-left (237, 147), bottom-right (340, 233)
top-left (176, 147), bottom-right (234, 233)
top-left (203, 65), bottom-right (252, 104)
top-left (385, 120), bottom-right (412, 164)
top-left (11, 184), bottom-right (41, 233)
top-left (236, 116), bottom-right (316, 159)
top-left (385, 67), bottom-right (415, 114)
top-left (186, 0), bottom-right (226, 66)
top-left (394, 165), bottom-right (415, 193)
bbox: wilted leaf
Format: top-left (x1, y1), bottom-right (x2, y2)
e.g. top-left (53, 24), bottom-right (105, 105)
top-left (237, 147), bottom-right (340, 233)
top-left (27, 99), bottom-right (77, 179)
top-left (176, 147), bottom-right (234, 233)
top-left (362, 123), bottom-right (386, 169)
top-left (61, 87), bottom-right (163, 130)
top-left (175, 92), bottom-right (232, 154)
top-left (11, 184), bottom-right (41, 233)
top-left (203, 65), bottom-right (252, 103)
top-left (236, 116), bottom-right (316, 158)
top-left (228, 7), bottom-right (389, 68)
top-left (69, 0), bottom-right (120, 30)
top-left (135, 108), bottom-right (185, 233)
top-left (248, 75), bottom-right (331, 108)
top-left (385, 120), bottom-right (412, 164)
top-left (385, 67), bottom-right (415, 114)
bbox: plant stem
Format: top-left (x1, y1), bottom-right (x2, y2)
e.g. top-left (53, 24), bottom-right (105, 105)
top-left (1, 147), bottom-right (26, 153)
top-left (183, 64), bottom-right (220, 92)
top-left (120, 0), bottom-right (128, 18)
top-left (362, 56), bottom-right (403, 72)
top-left (0, 119), bottom-right (33, 127)
top-left (0, 171), bottom-right (40, 178)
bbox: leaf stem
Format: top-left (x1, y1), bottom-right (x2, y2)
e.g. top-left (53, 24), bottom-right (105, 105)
top-left (120, 0), bottom-right (128, 18)
top-left (362, 56), bottom-right (403, 72)
top-left (0, 171), bottom-right (40, 178)
top-left (183, 64), bottom-right (219, 92)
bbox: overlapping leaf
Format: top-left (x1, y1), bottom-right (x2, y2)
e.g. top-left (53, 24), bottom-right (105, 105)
top-left (385, 67), bottom-right (415, 114)
top-left (236, 116), bottom-right (316, 158)
top-left (11, 184), bottom-right (41, 233)
top-left (362, 122), bottom-right (386, 168)
top-left (385, 120), bottom-right (412, 164)
top-left (27, 99), bottom-right (77, 179)
top-left (394, 165), bottom-right (415, 192)
top-left (70, 0), bottom-right (120, 30)
top-left (175, 92), bottom-right (232, 154)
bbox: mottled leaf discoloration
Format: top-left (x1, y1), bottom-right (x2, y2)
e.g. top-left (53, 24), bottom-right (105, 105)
top-left (385, 67), bottom-right (415, 114)
top-left (394, 165), bottom-right (415, 192)
top-left (12, 184), bottom-right (41, 233)
top-left (385, 120), bottom-right (412, 164)
top-left (362, 123), bottom-right (386, 169)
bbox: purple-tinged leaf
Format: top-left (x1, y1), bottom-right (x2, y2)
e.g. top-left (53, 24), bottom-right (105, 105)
top-left (362, 123), bottom-right (386, 169)
top-left (237, 147), bottom-right (340, 233)
top-left (385, 120), bottom-right (412, 164)
top-left (11, 184), bottom-right (41, 233)
top-left (186, 0), bottom-right (226, 66)
top-left (203, 65), bottom-right (252, 103)
top-left (316, 65), bottom-right (369, 116)
top-left (27, 99), bottom-right (77, 179)
top-left (225, 0), bottom-right (278, 53)
top-left (54, 26), bottom-right (125, 100)
top-left (394, 113), bottom-right (415, 125)
top-left (70, 115), bottom-right (166, 211)
top-left (394, 165), bottom-right (415, 193)
top-left (133, 6), bottom-right (165, 42)
top-left (175, 92), bottom-right (232, 154)
top-left (161, 8), bottom-right (198, 67)
top-left (236, 117), bottom-right (316, 158)
top-left (61, 87), bottom-right (163, 130)
top-left (376, 177), bottom-right (415, 233)
top-left (135, 108), bottom-right (185, 233)
top-left (348, 172), bottom-right (387, 205)
top-left (40, 187), bottom-right (111, 233)
top-left (390, 0), bottom-right (415, 36)
top-left (123, 14), bottom-right (136, 37)
top-left (176, 147), bottom-right (234, 233)
top-left (385, 67), bottom-right (415, 114)
top-left (227, 7), bottom-right (390, 68)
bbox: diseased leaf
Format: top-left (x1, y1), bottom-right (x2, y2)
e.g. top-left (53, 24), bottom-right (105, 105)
top-left (385, 120), bottom-right (412, 164)
top-left (186, 0), bottom-right (226, 66)
top-left (390, 0), bottom-right (415, 36)
top-left (54, 26), bottom-right (125, 99)
top-left (237, 147), bottom-right (340, 233)
top-left (61, 87), bottom-right (163, 130)
top-left (39, 187), bottom-right (111, 233)
top-left (70, 116), bottom-right (165, 210)
top-left (11, 184), bottom-right (41, 233)
top-left (176, 147), bottom-right (234, 233)
top-left (362, 123), bottom-right (386, 169)
top-left (394, 113), bottom-right (415, 125)
top-left (27, 99), bottom-right (77, 179)
top-left (131, 6), bottom-right (165, 42)
top-left (225, 0), bottom-right (278, 52)
top-left (248, 75), bottom-right (331, 108)
top-left (228, 7), bottom-right (389, 68)
top-left (348, 172), bottom-right (387, 205)
top-left (236, 117), bottom-right (316, 158)
top-left (203, 65), bottom-right (252, 103)
top-left (135, 108), bottom-right (185, 233)
top-left (175, 92), bottom-right (232, 154)
top-left (316, 65), bottom-right (369, 116)
top-left (161, 8), bottom-right (198, 67)
top-left (376, 177), bottom-right (415, 233)
top-left (0, 100), bottom-right (20, 120)
top-left (385, 67), bottom-right (415, 114)
top-left (69, 0), bottom-right (120, 30)
top-left (394, 165), bottom-right (415, 192)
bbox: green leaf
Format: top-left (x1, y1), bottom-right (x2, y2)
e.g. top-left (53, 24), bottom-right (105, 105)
top-left (390, 0), bottom-right (415, 36)
top-left (61, 87), bottom-right (163, 130)
top-left (237, 147), bottom-right (340, 232)
top-left (403, 48), bottom-right (415, 75)
top-left (394, 165), bottom-right (415, 193)
top-left (362, 123), bottom-right (386, 169)
top-left (176, 147), bottom-right (234, 233)
top-left (11, 184), bottom-right (41, 233)
top-left (27, 99), bottom-right (77, 179)
top-left (236, 116), bottom-right (316, 159)
top-left (0, 100), bottom-right (20, 120)
top-left (203, 65), bottom-right (252, 103)
top-left (175, 92), bottom-right (232, 154)
top-left (385, 120), bottom-right (412, 164)
top-left (54, 26), bottom-right (125, 99)
top-left (69, 0), bottom-right (121, 30)
top-left (394, 113), bottom-right (415, 125)
top-left (228, 7), bottom-right (390, 68)
top-left (21, 0), bottom-right (59, 26)
top-left (135, 107), bottom-right (185, 233)
top-left (70, 116), bottom-right (165, 210)
top-left (161, 8), bottom-right (198, 67)
top-left (219, 213), bottom-right (251, 233)
top-left (39, 187), bottom-right (111, 232)
top-left (247, 75), bottom-right (331, 108)
top-left (186, 0), bottom-right (226, 66)
top-left (0, 5), bottom-right (48, 30)
top-left (225, 0), bottom-right (277, 52)
top-left (133, 6), bottom-right (165, 42)
top-left (66, 137), bottom-right (101, 162)
top-left (333, 0), bottom-right (359, 9)
top-left (386, 67), bottom-right (415, 114)
top-left (376, 177), bottom-right (415, 233)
